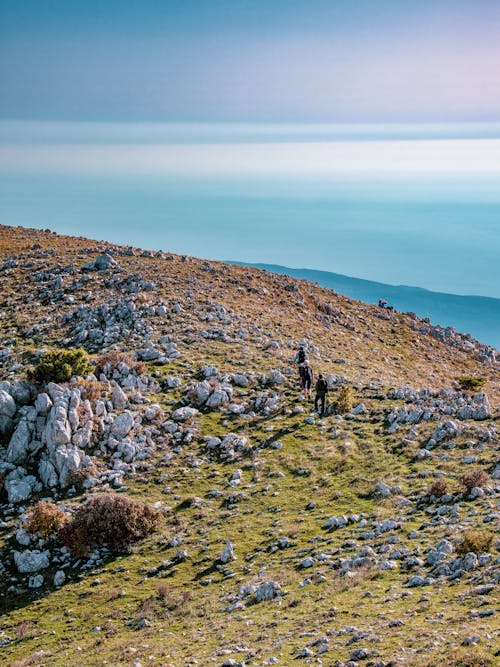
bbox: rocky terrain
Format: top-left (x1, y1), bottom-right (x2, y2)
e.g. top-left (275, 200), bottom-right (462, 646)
top-left (0, 224), bottom-right (498, 667)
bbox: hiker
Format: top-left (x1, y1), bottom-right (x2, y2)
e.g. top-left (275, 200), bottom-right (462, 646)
top-left (314, 373), bottom-right (328, 416)
top-left (300, 361), bottom-right (314, 399)
top-left (294, 345), bottom-right (308, 365)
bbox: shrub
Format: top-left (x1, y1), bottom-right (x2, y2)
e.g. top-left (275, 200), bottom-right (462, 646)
top-left (25, 501), bottom-right (70, 538)
top-left (427, 478), bottom-right (448, 498)
top-left (30, 348), bottom-right (89, 384)
top-left (332, 386), bottom-right (354, 414)
top-left (460, 468), bottom-right (492, 494)
top-left (424, 651), bottom-right (493, 667)
top-left (64, 464), bottom-right (98, 490)
top-left (95, 351), bottom-right (145, 376)
top-left (78, 379), bottom-right (106, 401)
top-left (456, 529), bottom-right (495, 555)
top-left (58, 493), bottom-right (165, 556)
top-left (456, 376), bottom-right (487, 392)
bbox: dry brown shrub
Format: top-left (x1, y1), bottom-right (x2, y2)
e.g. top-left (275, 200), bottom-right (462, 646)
top-left (423, 649), bottom-right (493, 667)
top-left (460, 468), bottom-right (492, 494)
top-left (427, 478), bottom-right (448, 498)
top-left (24, 501), bottom-right (70, 538)
top-left (58, 493), bottom-right (165, 556)
top-left (65, 463), bottom-right (98, 489)
top-left (94, 351), bottom-right (135, 375)
top-left (456, 529), bottom-right (495, 555)
top-left (78, 379), bottom-right (106, 401)
top-left (14, 620), bottom-right (37, 641)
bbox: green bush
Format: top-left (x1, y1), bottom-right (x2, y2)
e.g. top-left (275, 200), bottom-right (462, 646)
top-left (58, 493), bottom-right (165, 556)
top-left (30, 348), bottom-right (89, 384)
top-left (456, 376), bottom-right (487, 392)
top-left (332, 386), bottom-right (354, 414)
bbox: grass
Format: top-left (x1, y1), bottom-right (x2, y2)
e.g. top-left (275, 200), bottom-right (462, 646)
top-left (0, 225), bottom-right (499, 665)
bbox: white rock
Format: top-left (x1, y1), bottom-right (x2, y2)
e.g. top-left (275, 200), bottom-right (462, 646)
top-left (6, 418), bottom-right (32, 464)
top-left (255, 580), bottom-right (281, 602)
top-left (111, 411), bottom-right (135, 438)
top-left (0, 388), bottom-right (16, 434)
top-left (171, 407), bottom-right (199, 422)
top-left (111, 384), bottom-right (128, 410)
top-left (28, 574), bottom-right (44, 588)
top-left (35, 392), bottom-right (52, 416)
top-left (54, 570), bottom-right (66, 587)
top-left (219, 541), bottom-right (236, 564)
top-left (5, 472), bottom-right (38, 503)
top-left (14, 549), bottom-right (50, 573)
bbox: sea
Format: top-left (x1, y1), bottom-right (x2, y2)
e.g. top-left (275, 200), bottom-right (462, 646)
top-left (1, 120), bottom-right (500, 300)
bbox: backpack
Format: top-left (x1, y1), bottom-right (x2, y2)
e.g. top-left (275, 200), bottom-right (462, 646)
top-left (317, 378), bottom-right (328, 394)
top-left (297, 348), bottom-right (306, 364)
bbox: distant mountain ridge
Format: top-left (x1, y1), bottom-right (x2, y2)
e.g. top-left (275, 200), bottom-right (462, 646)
top-left (231, 262), bottom-right (500, 349)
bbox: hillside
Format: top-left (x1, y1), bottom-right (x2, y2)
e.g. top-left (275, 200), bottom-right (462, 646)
top-left (231, 262), bottom-right (500, 350)
top-left (0, 224), bottom-right (498, 667)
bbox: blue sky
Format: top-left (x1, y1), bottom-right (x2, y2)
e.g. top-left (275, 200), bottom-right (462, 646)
top-left (1, 0), bottom-right (499, 122)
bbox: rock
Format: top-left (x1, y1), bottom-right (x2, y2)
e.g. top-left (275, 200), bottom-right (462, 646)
top-left (268, 370), bottom-right (286, 385)
top-left (35, 392), bottom-right (53, 416)
top-left (16, 528), bottom-right (32, 546)
top-left (14, 549), bottom-right (50, 573)
top-left (111, 384), bottom-right (128, 410)
top-left (28, 574), bottom-right (44, 588)
top-left (171, 407), bottom-right (199, 422)
top-left (374, 482), bottom-right (392, 498)
top-left (54, 570), bottom-right (66, 587)
top-left (6, 417), bottom-right (32, 464)
top-left (5, 471), bottom-right (39, 503)
top-left (219, 541), bottom-right (236, 564)
top-left (205, 386), bottom-right (230, 409)
top-left (350, 648), bottom-right (368, 660)
top-left (44, 403), bottom-right (72, 449)
top-left (255, 581), bottom-right (281, 602)
top-left (94, 253), bottom-right (117, 270)
top-left (232, 373), bottom-right (249, 388)
top-left (463, 553), bottom-right (478, 571)
top-left (429, 420), bottom-right (461, 445)
top-left (0, 389), bottom-right (16, 435)
top-left (111, 411), bottom-right (135, 438)
top-left (299, 557), bottom-right (314, 568)
top-left (408, 576), bottom-right (432, 587)
top-left (351, 403), bottom-right (367, 415)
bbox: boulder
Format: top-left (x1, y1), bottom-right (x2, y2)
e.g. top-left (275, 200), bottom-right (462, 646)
top-left (0, 388), bottom-right (16, 435)
top-left (111, 384), bottom-right (128, 410)
top-left (14, 549), bottom-right (50, 573)
top-left (6, 417), bottom-right (32, 464)
top-left (111, 411), bottom-right (135, 438)
top-left (255, 580), bottom-right (281, 602)
top-left (219, 541), bottom-right (236, 564)
top-left (171, 407), bottom-right (199, 422)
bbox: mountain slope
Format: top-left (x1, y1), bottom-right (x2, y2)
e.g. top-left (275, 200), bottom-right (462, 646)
top-left (231, 262), bottom-right (500, 349)
top-left (0, 224), bottom-right (498, 667)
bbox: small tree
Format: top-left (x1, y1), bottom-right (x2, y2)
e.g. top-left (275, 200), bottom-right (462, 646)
top-left (332, 386), bottom-right (354, 415)
top-left (30, 348), bottom-right (89, 384)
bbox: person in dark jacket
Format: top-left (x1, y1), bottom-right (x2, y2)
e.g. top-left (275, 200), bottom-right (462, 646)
top-left (300, 362), bottom-right (314, 399)
top-left (314, 373), bottom-right (328, 416)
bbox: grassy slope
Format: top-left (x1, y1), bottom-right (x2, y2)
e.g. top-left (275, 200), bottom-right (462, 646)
top-left (0, 225), bottom-right (498, 666)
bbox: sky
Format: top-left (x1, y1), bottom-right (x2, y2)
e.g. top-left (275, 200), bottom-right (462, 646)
top-left (1, 0), bottom-right (499, 122)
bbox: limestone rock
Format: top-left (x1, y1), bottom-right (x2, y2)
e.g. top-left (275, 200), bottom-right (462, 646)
top-left (14, 549), bottom-right (50, 573)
